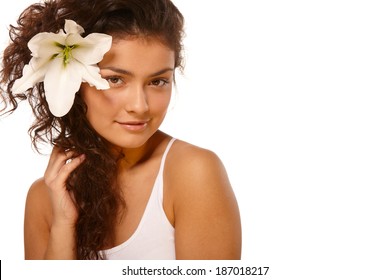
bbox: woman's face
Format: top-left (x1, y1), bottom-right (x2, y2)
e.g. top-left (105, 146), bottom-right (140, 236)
top-left (80, 37), bottom-right (175, 149)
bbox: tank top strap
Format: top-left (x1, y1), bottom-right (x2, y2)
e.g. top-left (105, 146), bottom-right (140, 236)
top-left (156, 137), bottom-right (176, 199)
top-left (160, 138), bottom-right (176, 172)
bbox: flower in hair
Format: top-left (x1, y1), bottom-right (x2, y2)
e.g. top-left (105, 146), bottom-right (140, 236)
top-left (12, 20), bottom-right (112, 117)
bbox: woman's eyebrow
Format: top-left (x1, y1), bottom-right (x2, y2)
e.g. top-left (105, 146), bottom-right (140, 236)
top-left (100, 66), bottom-right (174, 77)
top-left (148, 68), bottom-right (174, 77)
top-left (100, 66), bottom-right (131, 75)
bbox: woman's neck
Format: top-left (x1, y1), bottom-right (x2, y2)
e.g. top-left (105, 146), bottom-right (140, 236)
top-left (114, 130), bottom-right (166, 171)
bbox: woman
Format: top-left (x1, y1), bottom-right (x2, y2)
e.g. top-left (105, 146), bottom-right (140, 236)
top-left (1, 0), bottom-right (241, 260)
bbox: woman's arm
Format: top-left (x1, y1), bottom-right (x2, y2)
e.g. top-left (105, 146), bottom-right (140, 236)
top-left (24, 147), bottom-right (85, 259)
top-left (24, 179), bottom-right (77, 259)
top-left (169, 144), bottom-right (242, 259)
top-left (24, 178), bottom-right (53, 259)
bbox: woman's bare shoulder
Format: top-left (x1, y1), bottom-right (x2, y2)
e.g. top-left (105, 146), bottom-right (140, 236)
top-left (26, 178), bottom-right (51, 208)
top-left (166, 139), bottom-right (241, 259)
top-left (166, 139), bottom-right (232, 191)
top-left (166, 138), bottom-right (234, 198)
top-left (167, 139), bottom-right (224, 171)
top-left (24, 178), bottom-right (53, 259)
top-left (25, 178), bottom-right (52, 234)
top-left (28, 177), bottom-right (48, 192)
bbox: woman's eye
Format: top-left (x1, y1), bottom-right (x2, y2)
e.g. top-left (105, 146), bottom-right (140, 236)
top-left (149, 79), bottom-right (169, 87)
top-left (105, 77), bottom-right (124, 87)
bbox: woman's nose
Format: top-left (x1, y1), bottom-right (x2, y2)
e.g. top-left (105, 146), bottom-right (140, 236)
top-left (124, 85), bottom-right (149, 114)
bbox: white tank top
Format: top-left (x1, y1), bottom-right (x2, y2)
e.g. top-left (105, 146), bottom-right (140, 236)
top-left (102, 138), bottom-right (176, 260)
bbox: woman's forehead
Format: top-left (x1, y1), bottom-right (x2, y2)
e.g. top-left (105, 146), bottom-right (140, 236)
top-left (100, 37), bottom-right (175, 75)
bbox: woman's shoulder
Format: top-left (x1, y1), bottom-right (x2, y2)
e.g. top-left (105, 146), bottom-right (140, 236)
top-left (168, 139), bottom-right (223, 170)
top-left (166, 138), bottom-right (231, 195)
top-left (27, 178), bottom-right (50, 202)
top-left (24, 178), bottom-right (54, 259)
top-left (165, 139), bottom-right (242, 259)
top-left (25, 178), bottom-right (52, 226)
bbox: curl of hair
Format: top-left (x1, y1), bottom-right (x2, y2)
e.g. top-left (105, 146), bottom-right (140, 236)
top-left (1, 0), bottom-right (184, 259)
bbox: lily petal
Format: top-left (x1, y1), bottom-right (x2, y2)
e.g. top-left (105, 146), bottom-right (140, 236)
top-left (81, 64), bottom-right (110, 90)
top-left (44, 57), bottom-right (83, 117)
top-left (64, 33), bottom-right (84, 46)
top-left (28, 32), bottom-right (65, 58)
top-left (12, 58), bottom-right (50, 93)
top-left (70, 33), bottom-right (112, 65)
top-left (64, 19), bottom-right (84, 35)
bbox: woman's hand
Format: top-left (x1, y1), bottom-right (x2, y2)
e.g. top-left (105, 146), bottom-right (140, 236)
top-left (24, 146), bottom-right (86, 259)
top-left (44, 146), bottom-right (85, 227)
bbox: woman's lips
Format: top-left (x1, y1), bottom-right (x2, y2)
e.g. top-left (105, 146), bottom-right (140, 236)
top-left (116, 120), bottom-right (149, 132)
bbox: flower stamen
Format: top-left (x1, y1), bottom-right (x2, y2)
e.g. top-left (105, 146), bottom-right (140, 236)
top-left (62, 44), bottom-right (77, 65)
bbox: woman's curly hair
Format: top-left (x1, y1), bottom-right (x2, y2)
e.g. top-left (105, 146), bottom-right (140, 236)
top-left (0, 0), bottom-right (184, 259)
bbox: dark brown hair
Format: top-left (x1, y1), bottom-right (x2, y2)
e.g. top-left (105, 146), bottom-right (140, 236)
top-left (0, 0), bottom-right (184, 259)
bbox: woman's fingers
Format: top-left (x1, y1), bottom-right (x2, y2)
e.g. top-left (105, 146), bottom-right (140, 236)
top-left (48, 147), bottom-right (77, 170)
top-left (44, 147), bottom-right (85, 187)
top-left (43, 148), bottom-right (86, 224)
top-left (55, 154), bottom-right (86, 184)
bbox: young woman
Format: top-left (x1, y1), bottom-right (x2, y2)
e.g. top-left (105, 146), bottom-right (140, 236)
top-left (1, 0), bottom-right (241, 260)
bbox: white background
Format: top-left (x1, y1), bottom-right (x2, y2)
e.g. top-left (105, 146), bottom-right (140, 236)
top-left (1, 0), bottom-right (390, 279)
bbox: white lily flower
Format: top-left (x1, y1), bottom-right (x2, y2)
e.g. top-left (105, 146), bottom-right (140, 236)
top-left (12, 20), bottom-right (112, 117)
